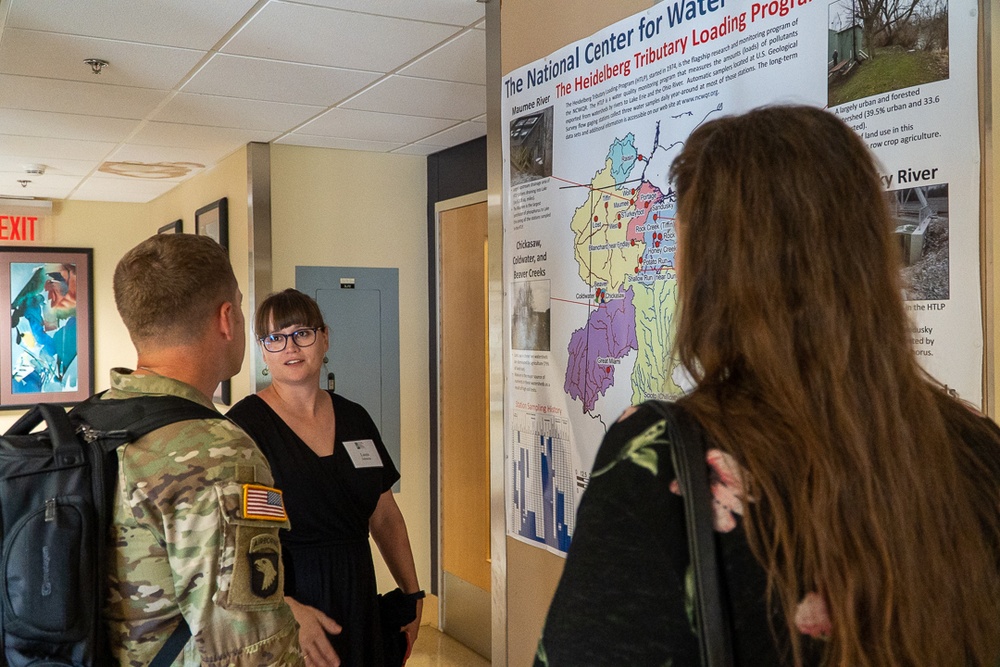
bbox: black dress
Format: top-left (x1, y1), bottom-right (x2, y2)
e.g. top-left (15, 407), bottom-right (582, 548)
top-left (228, 392), bottom-right (400, 667)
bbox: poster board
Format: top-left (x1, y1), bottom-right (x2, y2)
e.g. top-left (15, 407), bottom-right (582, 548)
top-left (501, 0), bottom-right (979, 555)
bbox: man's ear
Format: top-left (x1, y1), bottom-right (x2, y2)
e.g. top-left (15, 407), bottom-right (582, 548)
top-left (218, 301), bottom-right (236, 341)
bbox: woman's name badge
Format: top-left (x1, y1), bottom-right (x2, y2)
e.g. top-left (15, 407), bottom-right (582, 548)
top-left (343, 439), bottom-right (383, 468)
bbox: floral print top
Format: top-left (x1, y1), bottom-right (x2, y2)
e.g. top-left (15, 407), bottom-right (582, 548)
top-left (534, 402), bottom-right (826, 666)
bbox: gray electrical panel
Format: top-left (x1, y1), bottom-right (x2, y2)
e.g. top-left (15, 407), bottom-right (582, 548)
top-left (296, 266), bottom-right (401, 486)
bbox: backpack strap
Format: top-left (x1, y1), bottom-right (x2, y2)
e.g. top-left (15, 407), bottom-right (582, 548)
top-left (70, 392), bottom-right (223, 446)
top-left (71, 393), bottom-right (224, 665)
top-left (645, 400), bottom-right (735, 667)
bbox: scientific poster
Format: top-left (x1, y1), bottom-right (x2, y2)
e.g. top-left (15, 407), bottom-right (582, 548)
top-left (501, 0), bottom-right (979, 555)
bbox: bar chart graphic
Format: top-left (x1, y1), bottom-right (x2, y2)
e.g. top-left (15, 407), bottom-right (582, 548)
top-left (510, 410), bottom-right (574, 553)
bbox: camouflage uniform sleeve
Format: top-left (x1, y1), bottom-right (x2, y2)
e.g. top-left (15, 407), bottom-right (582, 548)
top-left (122, 418), bottom-right (304, 666)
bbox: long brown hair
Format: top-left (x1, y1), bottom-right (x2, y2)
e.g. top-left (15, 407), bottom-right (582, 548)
top-left (669, 105), bottom-right (1000, 666)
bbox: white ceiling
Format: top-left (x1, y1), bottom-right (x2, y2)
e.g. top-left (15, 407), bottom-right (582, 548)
top-left (0, 0), bottom-right (487, 203)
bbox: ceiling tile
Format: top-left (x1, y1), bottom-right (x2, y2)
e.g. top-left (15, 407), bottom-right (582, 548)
top-left (223, 2), bottom-right (460, 72)
top-left (107, 143), bottom-right (227, 168)
top-left (417, 120), bottom-right (486, 146)
top-left (0, 134), bottom-right (117, 161)
top-left (0, 108), bottom-right (139, 142)
top-left (153, 92), bottom-right (324, 132)
top-left (183, 54), bottom-right (381, 106)
top-left (275, 134), bottom-right (405, 153)
top-left (0, 29), bottom-right (206, 89)
top-left (93, 163), bottom-right (203, 183)
top-left (294, 0), bottom-right (485, 26)
top-left (7, 0), bottom-right (261, 50)
top-left (69, 177), bottom-right (178, 203)
top-left (398, 29), bottom-right (485, 84)
top-left (0, 155), bottom-right (99, 177)
top-left (129, 121), bottom-right (279, 152)
top-left (0, 74), bottom-right (168, 119)
top-left (296, 107), bottom-right (453, 143)
top-left (0, 171), bottom-right (81, 199)
top-left (391, 143), bottom-right (447, 156)
top-left (342, 75), bottom-right (484, 120)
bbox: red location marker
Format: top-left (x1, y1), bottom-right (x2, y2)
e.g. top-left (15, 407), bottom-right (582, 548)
top-left (630, 199), bottom-right (635, 206)
top-left (653, 213), bottom-right (658, 221)
top-left (604, 201), bottom-right (609, 209)
top-left (634, 267), bottom-right (639, 273)
top-left (655, 241), bottom-right (661, 248)
top-left (645, 201), bottom-right (650, 208)
top-left (630, 239), bottom-right (635, 246)
top-left (638, 257), bottom-right (643, 264)
top-left (605, 366), bottom-right (612, 373)
top-left (631, 188), bottom-right (636, 195)
top-left (617, 213), bottom-right (622, 220)
top-left (618, 222), bottom-right (622, 229)
top-left (593, 215), bottom-right (599, 222)
top-left (657, 232), bottom-right (663, 240)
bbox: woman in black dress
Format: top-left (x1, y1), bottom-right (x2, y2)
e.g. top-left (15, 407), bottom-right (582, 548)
top-left (228, 289), bottom-right (422, 667)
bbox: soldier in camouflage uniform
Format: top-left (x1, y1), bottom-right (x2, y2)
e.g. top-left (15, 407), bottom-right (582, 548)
top-left (104, 234), bottom-right (306, 665)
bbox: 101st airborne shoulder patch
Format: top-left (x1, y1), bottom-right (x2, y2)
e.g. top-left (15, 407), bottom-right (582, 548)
top-left (248, 534), bottom-right (281, 599)
top-left (242, 483), bottom-right (287, 521)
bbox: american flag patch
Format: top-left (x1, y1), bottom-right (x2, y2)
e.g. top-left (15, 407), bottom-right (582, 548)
top-left (242, 484), bottom-right (287, 521)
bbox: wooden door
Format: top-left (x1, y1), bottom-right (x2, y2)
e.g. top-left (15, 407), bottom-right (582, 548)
top-left (440, 200), bottom-right (491, 657)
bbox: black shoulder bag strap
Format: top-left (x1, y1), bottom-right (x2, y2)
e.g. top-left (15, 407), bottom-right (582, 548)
top-left (646, 400), bottom-right (735, 667)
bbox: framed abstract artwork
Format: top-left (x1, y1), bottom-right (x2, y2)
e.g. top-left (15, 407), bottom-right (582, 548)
top-left (0, 247), bottom-right (93, 408)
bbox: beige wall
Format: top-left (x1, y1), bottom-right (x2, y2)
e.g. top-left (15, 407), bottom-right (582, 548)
top-left (0, 140), bottom-right (433, 622)
top-left (498, 1), bottom-right (654, 664)
top-left (0, 149), bottom-right (249, 432)
top-left (269, 143), bottom-right (432, 596)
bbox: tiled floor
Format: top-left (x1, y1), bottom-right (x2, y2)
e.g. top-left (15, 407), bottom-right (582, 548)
top-left (408, 626), bottom-right (491, 667)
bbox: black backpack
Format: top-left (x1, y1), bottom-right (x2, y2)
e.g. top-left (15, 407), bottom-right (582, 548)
top-left (0, 394), bottom-right (222, 667)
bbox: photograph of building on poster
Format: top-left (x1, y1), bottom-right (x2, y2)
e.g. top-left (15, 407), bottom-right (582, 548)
top-left (893, 183), bottom-right (949, 301)
top-left (827, 0), bottom-right (949, 107)
top-left (510, 106), bottom-right (554, 186)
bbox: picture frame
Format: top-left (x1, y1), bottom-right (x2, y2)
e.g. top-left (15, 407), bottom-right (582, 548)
top-left (158, 219), bottom-right (182, 234)
top-left (196, 197), bottom-right (231, 405)
top-left (195, 197), bottom-right (228, 249)
top-left (0, 247), bottom-right (93, 408)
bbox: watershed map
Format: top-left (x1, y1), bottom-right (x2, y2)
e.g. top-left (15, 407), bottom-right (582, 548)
top-left (562, 110), bottom-right (722, 417)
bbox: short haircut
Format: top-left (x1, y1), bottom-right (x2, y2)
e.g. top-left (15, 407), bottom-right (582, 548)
top-left (253, 289), bottom-right (326, 339)
top-left (114, 234), bottom-right (238, 346)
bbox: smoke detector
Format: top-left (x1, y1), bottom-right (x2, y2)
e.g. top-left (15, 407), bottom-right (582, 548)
top-left (23, 164), bottom-right (46, 176)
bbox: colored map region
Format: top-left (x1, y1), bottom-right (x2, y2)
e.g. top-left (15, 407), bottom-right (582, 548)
top-left (564, 122), bottom-right (686, 414)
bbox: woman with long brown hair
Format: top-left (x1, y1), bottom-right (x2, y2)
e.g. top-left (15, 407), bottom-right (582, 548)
top-left (535, 106), bottom-right (1000, 666)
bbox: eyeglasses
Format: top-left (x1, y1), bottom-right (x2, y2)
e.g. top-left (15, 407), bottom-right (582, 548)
top-left (259, 327), bottom-right (322, 352)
